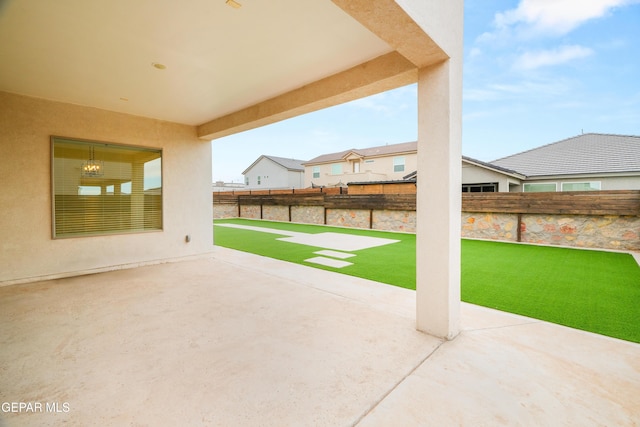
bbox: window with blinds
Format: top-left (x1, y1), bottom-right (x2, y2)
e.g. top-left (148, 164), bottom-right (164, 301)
top-left (52, 137), bottom-right (162, 238)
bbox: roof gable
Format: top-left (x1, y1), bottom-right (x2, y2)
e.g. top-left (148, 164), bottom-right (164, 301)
top-left (304, 141), bottom-right (417, 165)
top-left (242, 155), bottom-right (306, 175)
top-left (491, 133), bottom-right (640, 177)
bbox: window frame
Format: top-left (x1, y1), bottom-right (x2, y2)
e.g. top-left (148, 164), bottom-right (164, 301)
top-left (393, 156), bottom-right (405, 173)
top-left (462, 182), bottom-right (498, 193)
top-left (560, 181), bottom-right (601, 191)
top-left (312, 166), bottom-right (320, 179)
top-left (523, 182), bottom-right (558, 193)
top-left (51, 136), bottom-right (163, 239)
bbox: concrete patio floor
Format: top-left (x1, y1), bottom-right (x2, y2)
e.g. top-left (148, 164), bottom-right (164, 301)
top-left (1, 247), bottom-right (639, 426)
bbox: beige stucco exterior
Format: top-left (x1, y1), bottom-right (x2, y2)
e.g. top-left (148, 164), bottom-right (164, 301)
top-left (0, 92), bottom-right (214, 285)
top-left (243, 157), bottom-right (304, 190)
top-left (1, 0), bottom-right (464, 339)
top-left (462, 162), bottom-right (521, 192)
top-left (304, 150), bottom-right (417, 187)
top-left (509, 174), bottom-right (640, 192)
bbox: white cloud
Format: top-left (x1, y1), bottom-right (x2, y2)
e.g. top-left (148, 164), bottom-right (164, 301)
top-left (348, 96), bottom-right (392, 114)
top-left (468, 47), bottom-right (483, 58)
top-left (494, 0), bottom-right (639, 37)
top-left (346, 85), bottom-right (416, 116)
top-left (514, 45), bottom-right (594, 70)
top-left (464, 79), bottom-right (571, 102)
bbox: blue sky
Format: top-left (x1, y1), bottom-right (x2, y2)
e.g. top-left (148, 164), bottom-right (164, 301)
top-left (212, 0), bottom-right (640, 183)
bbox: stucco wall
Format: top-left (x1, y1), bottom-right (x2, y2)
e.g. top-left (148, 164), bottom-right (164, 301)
top-left (0, 92), bottom-right (214, 285)
top-left (509, 175), bottom-right (640, 192)
top-left (244, 158), bottom-right (304, 190)
top-left (304, 153), bottom-right (417, 187)
top-left (462, 163), bottom-right (517, 192)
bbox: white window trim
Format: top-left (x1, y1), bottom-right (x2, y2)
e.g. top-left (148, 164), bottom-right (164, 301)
top-left (560, 181), bottom-right (601, 191)
top-left (523, 182), bottom-right (558, 192)
top-left (393, 156), bottom-right (405, 173)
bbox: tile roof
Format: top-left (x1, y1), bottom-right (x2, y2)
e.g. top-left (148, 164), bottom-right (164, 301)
top-left (303, 141), bottom-right (417, 165)
top-left (491, 133), bottom-right (640, 177)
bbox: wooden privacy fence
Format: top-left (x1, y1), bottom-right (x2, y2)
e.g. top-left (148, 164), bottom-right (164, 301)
top-left (213, 187), bottom-right (346, 196)
top-left (461, 190), bottom-right (640, 216)
top-left (215, 190), bottom-right (640, 216)
top-left (214, 190), bottom-right (640, 250)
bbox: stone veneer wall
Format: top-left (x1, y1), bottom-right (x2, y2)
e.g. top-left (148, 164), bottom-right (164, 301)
top-left (291, 206), bottom-right (324, 224)
top-left (326, 209), bottom-right (371, 229)
top-left (462, 212), bottom-right (639, 251)
top-left (521, 214), bottom-right (639, 250)
top-left (215, 204), bottom-right (416, 232)
top-left (262, 205), bottom-right (289, 222)
top-left (239, 205), bottom-right (261, 219)
top-left (215, 200), bottom-right (640, 251)
top-left (461, 213), bottom-right (518, 242)
top-left (214, 204), bottom-right (239, 219)
top-left (372, 210), bottom-right (416, 233)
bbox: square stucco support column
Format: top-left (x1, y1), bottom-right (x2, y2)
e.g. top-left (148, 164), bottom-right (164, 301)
top-left (416, 59), bottom-right (462, 340)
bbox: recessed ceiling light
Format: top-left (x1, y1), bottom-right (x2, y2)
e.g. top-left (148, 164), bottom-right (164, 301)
top-left (152, 62), bottom-right (167, 70)
top-left (226, 0), bottom-right (242, 9)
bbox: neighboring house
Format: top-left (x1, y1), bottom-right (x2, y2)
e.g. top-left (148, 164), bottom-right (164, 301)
top-left (355, 133), bottom-right (640, 194)
top-left (460, 156), bottom-right (525, 192)
top-left (303, 141), bottom-right (417, 187)
top-left (353, 156), bottom-right (525, 194)
top-left (243, 155), bottom-right (306, 190)
top-left (492, 133), bottom-right (640, 192)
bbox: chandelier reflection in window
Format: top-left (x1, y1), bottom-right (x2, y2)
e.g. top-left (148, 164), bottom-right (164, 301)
top-left (81, 146), bottom-right (104, 177)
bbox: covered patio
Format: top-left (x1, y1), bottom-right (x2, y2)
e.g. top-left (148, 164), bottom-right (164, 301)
top-left (2, 1), bottom-right (639, 425)
top-left (1, 249), bottom-right (638, 425)
top-left (1, 0), bottom-right (461, 338)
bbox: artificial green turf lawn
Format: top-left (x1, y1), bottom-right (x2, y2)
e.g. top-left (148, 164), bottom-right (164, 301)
top-left (214, 218), bottom-right (417, 289)
top-left (214, 218), bottom-right (640, 343)
top-left (461, 239), bottom-right (640, 343)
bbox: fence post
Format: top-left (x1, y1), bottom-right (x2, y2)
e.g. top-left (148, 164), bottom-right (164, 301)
top-left (517, 213), bottom-right (522, 242)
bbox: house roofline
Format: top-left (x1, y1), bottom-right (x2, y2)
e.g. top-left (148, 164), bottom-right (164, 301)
top-left (462, 156), bottom-right (526, 179)
top-left (491, 133), bottom-right (640, 163)
top-left (242, 155), bottom-right (305, 175)
top-left (303, 141), bottom-right (417, 165)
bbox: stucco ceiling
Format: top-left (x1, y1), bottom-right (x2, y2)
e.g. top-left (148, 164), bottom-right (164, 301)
top-left (0, 0), bottom-right (393, 127)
